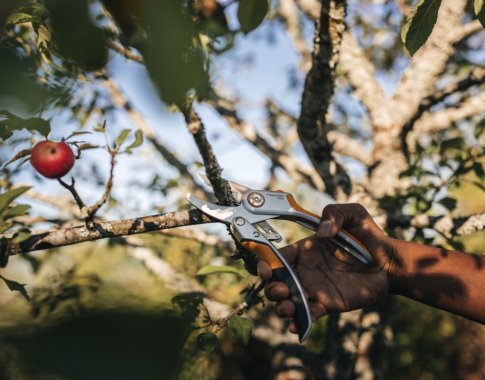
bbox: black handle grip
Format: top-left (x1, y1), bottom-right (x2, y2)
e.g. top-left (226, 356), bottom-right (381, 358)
top-left (272, 267), bottom-right (312, 342)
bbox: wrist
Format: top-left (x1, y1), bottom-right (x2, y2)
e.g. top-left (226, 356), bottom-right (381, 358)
top-left (384, 237), bottom-right (408, 295)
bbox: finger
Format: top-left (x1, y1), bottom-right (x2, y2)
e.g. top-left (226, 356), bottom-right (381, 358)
top-left (319, 203), bottom-right (370, 238)
top-left (287, 303), bottom-right (329, 335)
top-left (276, 300), bottom-right (295, 318)
top-left (265, 282), bottom-right (289, 301)
top-left (257, 260), bottom-right (272, 280)
top-left (309, 302), bottom-right (328, 320)
top-left (278, 240), bottom-right (301, 265)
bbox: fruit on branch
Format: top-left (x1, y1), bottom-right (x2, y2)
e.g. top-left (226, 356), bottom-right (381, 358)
top-left (30, 141), bottom-right (75, 179)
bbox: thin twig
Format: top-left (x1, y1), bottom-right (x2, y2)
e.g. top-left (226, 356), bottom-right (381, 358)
top-left (57, 177), bottom-right (86, 211)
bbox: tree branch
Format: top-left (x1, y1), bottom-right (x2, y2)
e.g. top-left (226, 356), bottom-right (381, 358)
top-left (297, 0), bottom-right (351, 199)
top-left (0, 209), bottom-right (211, 265)
top-left (386, 212), bottom-right (485, 237)
top-left (413, 90), bottom-right (485, 136)
top-left (101, 76), bottom-right (204, 193)
top-left (339, 31), bottom-right (392, 128)
top-left (278, 0), bottom-right (312, 71)
top-left (206, 92), bottom-right (325, 191)
top-left (327, 130), bottom-right (372, 165)
top-left (391, 0), bottom-right (468, 125)
top-left (401, 67), bottom-right (485, 160)
top-left (183, 105), bottom-right (237, 206)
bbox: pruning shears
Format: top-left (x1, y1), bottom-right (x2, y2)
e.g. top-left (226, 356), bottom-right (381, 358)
top-left (186, 175), bottom-right (373, 342)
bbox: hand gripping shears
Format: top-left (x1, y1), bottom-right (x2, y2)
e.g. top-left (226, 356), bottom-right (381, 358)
top-left (186, 175), bottom-right (373, 342)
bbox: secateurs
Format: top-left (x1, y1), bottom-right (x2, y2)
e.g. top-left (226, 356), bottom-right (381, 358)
top-left (186, 175), bottom-right (373, 342)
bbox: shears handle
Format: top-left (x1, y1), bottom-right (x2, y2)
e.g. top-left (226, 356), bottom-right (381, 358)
top-left (240, 239), bottom-right (312, 342)
top-left (286, 195), bottom-right (374, 265)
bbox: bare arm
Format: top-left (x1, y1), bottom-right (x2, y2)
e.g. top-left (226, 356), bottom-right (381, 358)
top-left (258, 203), bottom-right (485, 334)
top-left (389, 239), bottom-right (485, 323)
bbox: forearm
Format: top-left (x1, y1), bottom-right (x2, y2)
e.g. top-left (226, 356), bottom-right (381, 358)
top-left (388, 239), bottom-right (485, 323)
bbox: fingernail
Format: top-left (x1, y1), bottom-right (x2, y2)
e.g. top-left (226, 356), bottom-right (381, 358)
top-left (318, 220), bottom-right (333, 237)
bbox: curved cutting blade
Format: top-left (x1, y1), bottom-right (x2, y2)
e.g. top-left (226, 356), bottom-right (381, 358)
top-left (186, 193), bottom-right (235, 224)
top-left (198, 173), bottom-right (248, 203)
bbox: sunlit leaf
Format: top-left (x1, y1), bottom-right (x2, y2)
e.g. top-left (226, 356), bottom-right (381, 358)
top-left (228, 316), bottom-right (252, 345)
top-left (1, 204), bottom-right (31, 221)
top-left (125, 130), bottom-right (144, 154)
top-left (115, 129), bottom-right (131, 148)
top-left (475, 0), bottom-right (485, 28)
top-left (0, 186), bottom-right (31, 215)
top-left (474, 119), bottom-right (485, 139)
top-left (196, 265), bottom-right (244, 277)
top-left (237, 0), bottom-right (269, 34)
top-left (6, 12), bottom-right (33, 25)
top-left (401, 0), bottom-right (442, 56)
top-left (4, 148), bottom-right (31, 167)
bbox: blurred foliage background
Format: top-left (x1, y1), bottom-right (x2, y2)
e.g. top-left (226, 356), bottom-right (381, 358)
top-left (0, 0), bottom-right (484, 379)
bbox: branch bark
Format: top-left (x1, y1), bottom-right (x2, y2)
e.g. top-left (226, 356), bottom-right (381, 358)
top-left (0, 210), bottom-right (211, 266)
top-left (401, 67), bottom-right (485, 160)
top-left (297, 0), bottom-right (351, 199)
top-left (183, 105), bottom-right (237, 206)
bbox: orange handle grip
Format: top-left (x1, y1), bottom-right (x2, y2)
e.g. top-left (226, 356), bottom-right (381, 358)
top-left (241, 241), bottom-right (284, 270)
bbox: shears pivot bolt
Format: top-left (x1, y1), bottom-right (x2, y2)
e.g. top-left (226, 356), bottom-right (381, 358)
top-left (247, 192), bottom-right (265, 207)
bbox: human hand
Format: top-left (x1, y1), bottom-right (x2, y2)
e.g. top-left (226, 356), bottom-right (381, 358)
top-left (258, 203), bottom-right (397, 334)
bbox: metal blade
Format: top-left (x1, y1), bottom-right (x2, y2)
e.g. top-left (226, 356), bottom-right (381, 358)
top-left (197, 174), bottom-right (281, 242)
top-left (186, 193), bottom-right (235, 224)
top-left (198, 173), bottom-right (248, 203)
top-left (187, 193), bottom-right (275, 225)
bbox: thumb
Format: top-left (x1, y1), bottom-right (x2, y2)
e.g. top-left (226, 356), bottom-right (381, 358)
top-left (317, 203), bottom-right (372, 239)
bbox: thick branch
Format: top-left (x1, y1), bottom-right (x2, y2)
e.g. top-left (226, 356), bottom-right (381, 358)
top-left (386, 212), bottom-right (485, 238)
top-left (297, 0), bottom-right (351, 198)
top-left (0, 210), bottom-right (211, 264)
top-left (339, 32), bottom-right (392, 128)
top-left (278, 0), bottom-right (312, 71)
top-left (401, 67), bottom-right (485, 160)
top-left (392, 0), bottom-right (468, 125)
top-left (413, 91), bottom-right (485, 136)
top-left (327, 130), bottom-right (372, 165)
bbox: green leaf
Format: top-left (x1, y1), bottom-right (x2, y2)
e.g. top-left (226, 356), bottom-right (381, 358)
top-left (115, 129), bottom-right (131, 148)
top-left (0, 111), bottom-right (50, 140)
top-left (1, 204), bottom-right (31, 221)
top-left (475, 0), bottom-right (485, 28)
top-left (6, 12), bottom-right (33, 25)
top-left (0, 221), bottom-right (13, 234)
top-left (438, 196), bottom-right (456, 211)
top-left (238, 0), bottom-right (269, 34)
top-left (77, 143), bottom-right (99, 151)
top-left (401, 0), bottom-right (442, 56)
top-left (0, 186), bottom-right (31, 215)
top-left (474, 119), bottom-right (485, 139)
top-left (228, 316), bottom-right (252, 345)
top-left (196, 265), bottom-right (244, 277)
top-left (125, 130), bottom-right (144, 154)
top-left (4, 148), bottom-right (31, 167)
top-left (0, 275), bottom-right (30, 302)
top-left (197, 332), bottom-right (219, 353)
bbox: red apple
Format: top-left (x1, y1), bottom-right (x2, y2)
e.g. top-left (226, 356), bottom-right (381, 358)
top-left (30, 140), bottom-right (75, 178)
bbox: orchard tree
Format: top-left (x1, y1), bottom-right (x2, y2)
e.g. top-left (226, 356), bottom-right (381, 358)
top-left (0, 0), bottom-right (484, 379)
